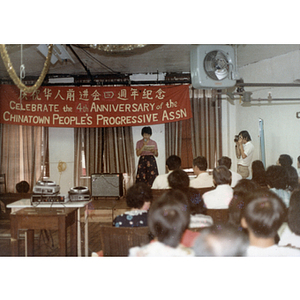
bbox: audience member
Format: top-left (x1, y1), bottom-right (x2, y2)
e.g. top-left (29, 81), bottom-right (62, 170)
top-left (277, 154), bottom-right (293, 168)
top-left (129, 189), bottom-right (194, 256)
top-left (251, 160), bottom-right (267, 188)
top-left (241, 189), bottom-right (300, 256)
top-left (285, 165), bottom-right (299, 191)
top-left (278, 189), bottom-right (300, 248)
top-left (202, 166), bottom-right (233, 209)
top-left (218, 156), bottom-right (242, 187)
top-left (228, 179), bottom-right (259, 230)
top-left (190, 156), bottom-right (214, 188)
top-left (266, 165), bottom-right (291, 207)
top-left (193, 224), bottom-right (249, 256)
top-left (168, 169), bottom-right (213, 229)
top-left (113, 182), bottom-right (152, 227)
top-left (152, 155), bottom-right (181, 189)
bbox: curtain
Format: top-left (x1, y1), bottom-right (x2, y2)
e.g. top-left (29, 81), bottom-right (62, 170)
top-left (74, 126), bottom-right (136, 189)
top-left (190, 88), bottom-right (222, 169)
top-left (0, 123), bottom-right (47, 192)
top-left (164, 87), bottom-right (222, 169)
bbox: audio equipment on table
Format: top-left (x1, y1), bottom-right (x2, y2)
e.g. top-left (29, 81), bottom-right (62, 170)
top-left (68, 186), bottom-right (90, 201)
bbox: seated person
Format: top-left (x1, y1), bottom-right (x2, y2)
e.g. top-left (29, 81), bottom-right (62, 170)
top-left (228, 179), bottom-right (259, 231)
top-left (190, 156), bottom-right (214, 188)
top-left (218, 156), bottom-right (242, 187)
top-left (241, 189), bottom-right (300, 256)
top-left (168, 169), bottom-right (213, 229)
top-left (193, 224), bottom-right (249, 256)
top-left (266, 165), bottom-right (291, 207)
top-left (129, 189), bottom-right (194, 256)
top-left (152, 155), bottom-right (181, 189)
top-left (251, 160), bottom-right (268, 188)
top-left (277, 154), bottom-right (293, 168)
top-left (202, 166), bottom-right (233, 209)
top-left (113, 182), bottom-right (152, 227)
top-left (278, 189), bottom-right (300, 248)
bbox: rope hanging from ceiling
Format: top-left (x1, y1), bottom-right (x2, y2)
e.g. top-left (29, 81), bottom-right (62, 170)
top-left (0, 44), bottom-right (53, 94)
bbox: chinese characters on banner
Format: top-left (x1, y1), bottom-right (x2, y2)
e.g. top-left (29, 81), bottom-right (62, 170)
top-left (0, 84), bottom-right (192, 128)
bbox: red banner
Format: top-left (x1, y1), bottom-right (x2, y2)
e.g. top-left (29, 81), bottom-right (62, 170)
top-left (0, 84), bottom-right (192, 128)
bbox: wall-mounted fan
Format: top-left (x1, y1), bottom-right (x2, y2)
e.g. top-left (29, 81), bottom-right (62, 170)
top-left (190, 45), bottom-right (237, 89)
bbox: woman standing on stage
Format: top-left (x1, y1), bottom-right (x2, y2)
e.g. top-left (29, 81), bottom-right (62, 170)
top-left (136, 126), bottom-right (159, 187)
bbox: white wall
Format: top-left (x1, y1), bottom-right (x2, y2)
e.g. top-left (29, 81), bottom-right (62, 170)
top-left (222, 49), bottom-right (300, 173)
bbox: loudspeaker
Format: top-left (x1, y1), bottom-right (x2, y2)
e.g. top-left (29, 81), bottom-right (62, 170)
top-left (91, 173), bottom-right (123, 198)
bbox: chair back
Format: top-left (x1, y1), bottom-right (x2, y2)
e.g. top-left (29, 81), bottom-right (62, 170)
top-left (206, 209), bottom-right (229, 225)
top-left (151, 189), bottom-right (169, 202)
top-left (99, 225), bottom-right (152, 256)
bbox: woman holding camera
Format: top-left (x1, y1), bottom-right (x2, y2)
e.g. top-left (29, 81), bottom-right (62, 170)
top-left (235, 130), bottom-right (254, 179)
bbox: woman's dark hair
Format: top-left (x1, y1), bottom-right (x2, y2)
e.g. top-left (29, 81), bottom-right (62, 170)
top-left (278, 154), bottom-right (293, 168)
top-left (266, 165), bottom-right (288, 190)
top-left (285, 166), bottom-right (299, 191)
top-left (251, 160), bottom-right (267, 187)
top-left (233, 179), bottom-right (259, 194)
top-left (168, 169), bottom-right (207, 215)
top-left (148, 189), bottom-right (190, 248)
top-left (126, 182), bottom-right (153, 209)
top-left (288, 189), bottom-right (300, 235)
top-left (141, 126), bottom-right (152, 136)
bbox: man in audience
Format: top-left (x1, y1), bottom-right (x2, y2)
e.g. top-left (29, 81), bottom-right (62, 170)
top-left (241, 189), bottom-right (300, 256)
top-left (190, 156), bottom-right (214, 188)
top-left (218, 156), bottom-right (242, 187)
top-left (202, 166), bottom-right (233, 209)
top-left (193, 224), bottom-right (249, 256)
top-left (152, 155), bottom-right (181, 189)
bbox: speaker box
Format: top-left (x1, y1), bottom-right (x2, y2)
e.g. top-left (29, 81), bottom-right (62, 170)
top-left (91, 173), bottom-right (123, 198)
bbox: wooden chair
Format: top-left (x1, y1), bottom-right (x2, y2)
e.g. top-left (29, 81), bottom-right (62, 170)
top-left (195, 187), bottom-right (215, 196)
top-left (151, 189), bottom-right (169, 202)
top-left (99, 225), bottom-right (152, 256)
top-left (206, 209), bottom-right (229, 225)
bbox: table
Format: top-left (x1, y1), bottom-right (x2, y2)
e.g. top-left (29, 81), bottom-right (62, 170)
top-left (7, 199), bottom-right (91, 256)
top-left (10, 207), bottom-right (77, 256)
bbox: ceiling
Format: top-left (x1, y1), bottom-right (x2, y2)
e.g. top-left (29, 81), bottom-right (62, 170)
top-left (1, 44), bottom-right (300, 83)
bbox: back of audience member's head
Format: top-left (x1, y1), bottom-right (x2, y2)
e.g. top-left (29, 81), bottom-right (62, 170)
top-left (278, 154), bottom-right (293, 168)
top-left (126, 182), bottom-right (153, 209)
top-left (166, 155), bottom-right (181, 171)
top-left (217, 156), bottom-right (232, 170)
top-left (288, 189), bottom-right (300, 235)
top-left (168, 169), bottom-right (207, 215)
top-left (251, 160), bottom-right (267, 187)
top-left (193, 156), bottom-right (207, 171)
top-left (229, 180), bottom-right (259, 228)
top-left (285, 165), bottom-right (299, 191)
top-left (241, 190), bottom-right (287, 238)
top-left (213, 165), bottom-right (231, 185)
top-left (266, 165), bottom-right (288, 190)
top-left (193, 224), bottom-right (249, 256)
top-left (168, 169), bottom-right (189, 190)
top-left (148, 189), bottom-right (190, 248)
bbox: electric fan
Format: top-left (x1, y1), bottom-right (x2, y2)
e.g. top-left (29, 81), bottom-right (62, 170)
top-left (190, 45), bottom-right (237, 89)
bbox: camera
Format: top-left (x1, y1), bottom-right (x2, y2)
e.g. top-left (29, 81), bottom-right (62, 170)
top-left (234, 135), bottom-right (239, 142)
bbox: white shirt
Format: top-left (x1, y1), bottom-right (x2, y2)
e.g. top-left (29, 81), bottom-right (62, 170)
top-left (278, 223), bottom-right (300, 249)
top-left (230, 170), bottom-right (242, 187)
top-left (238, 141), bottom-right (254, 167)
top-left (189, 214), bottom-right (213, 228)
top-left (246, 245), bottom-right (300, 257)
top-left (151, 171), bottom-right (172, 189)
top-left (202, 184), bottom-right (233, 209)
top-left (190, 172), bottom-right (214, 188)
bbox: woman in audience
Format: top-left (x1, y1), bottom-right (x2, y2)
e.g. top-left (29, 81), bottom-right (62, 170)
top-left (129, 189), bottom-right (194, 256)
top-left (167, 169), bottom-right (213, 228)
top-left (266, 165), bottom-right (291, 207)
top-left (251, 160), bottom-right (267, 188)
top-left (285, 165), bottom-right (299, 192)
top-left (228, 179), bottom-right (259, 230)
top-left (113, 182), bottom-right (152, 227)
top-left (278, 189), bottom-right (300, 248)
